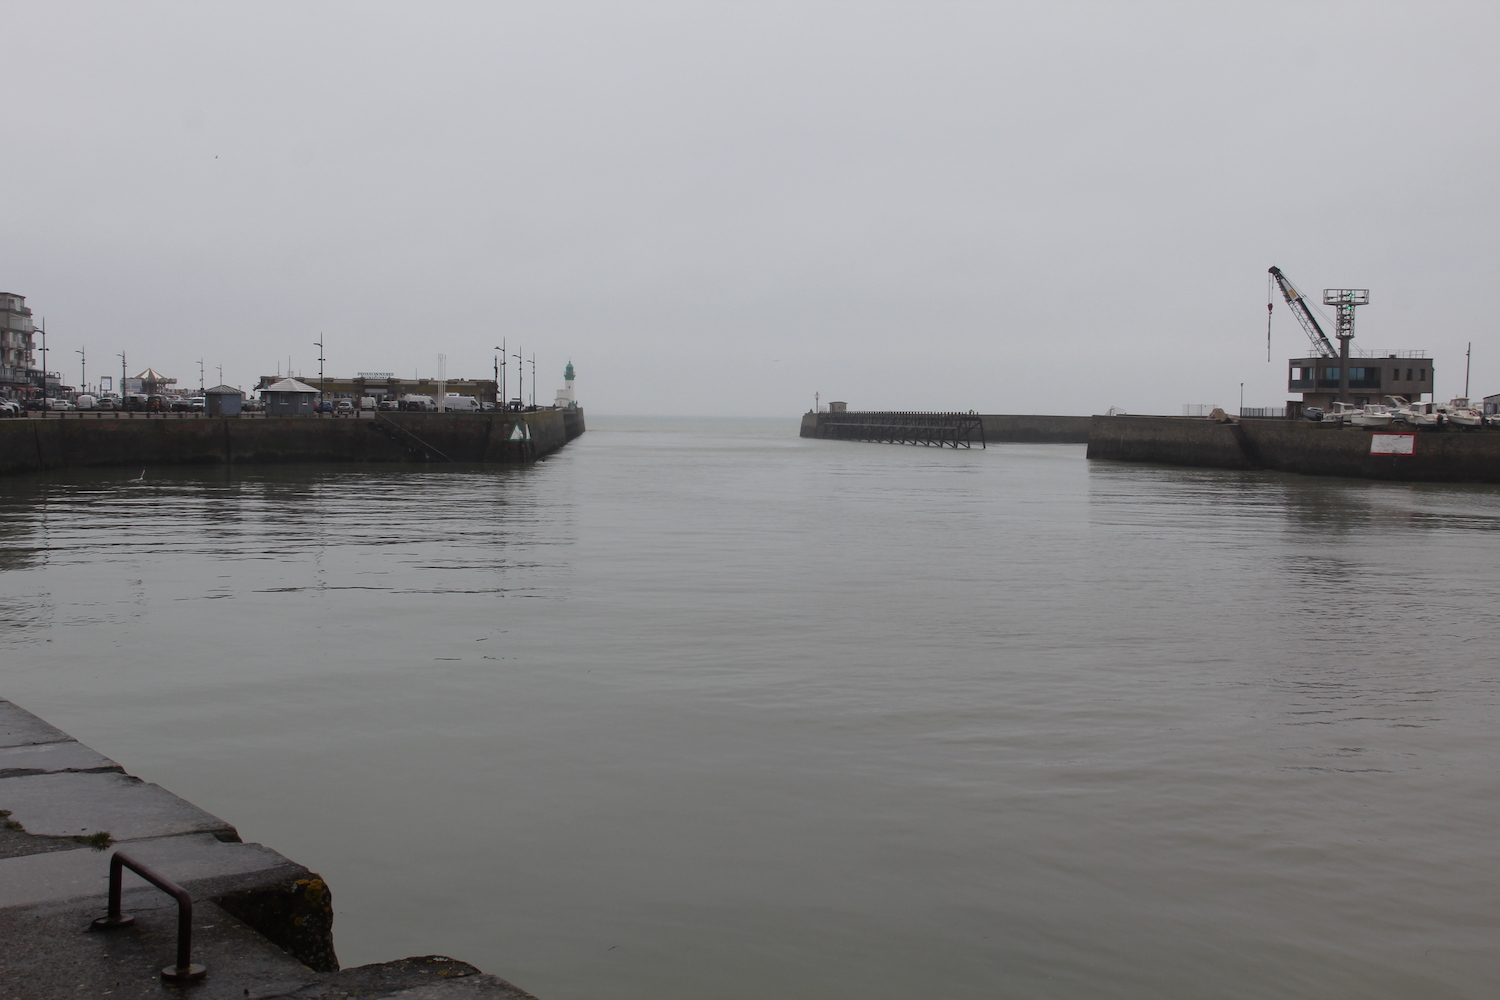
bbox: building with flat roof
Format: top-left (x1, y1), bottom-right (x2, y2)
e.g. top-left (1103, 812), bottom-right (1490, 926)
top-left (1, 293), bottom-right (38, 394)
top-left (257, 374), bottom-right (499, 406)
top-left (1289, 351), bottom-right (1432, 411)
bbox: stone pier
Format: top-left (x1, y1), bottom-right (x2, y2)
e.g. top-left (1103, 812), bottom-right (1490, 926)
top-left (0, 698), bottom-right (537, 999)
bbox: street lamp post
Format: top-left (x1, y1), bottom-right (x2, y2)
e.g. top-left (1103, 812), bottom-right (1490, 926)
top-left (77, 347), bottom-right (86, 395)
top-left (313, 336), bottom-right (326, 412)
top-left (493, 341), bottom-right (506, 408)
top-left (513, 346), bottom-right (523, 411)
top-left (529, 353), bottom-right (536, 409)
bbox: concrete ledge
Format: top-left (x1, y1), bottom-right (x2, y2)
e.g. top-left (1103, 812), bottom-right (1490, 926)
top-left (0, 770), bottom-right (238, 842)
top-left (0, 834), bottom-right (305, 909)
top-left (0, 740), bottom-right (123, 778)
top-left (0, 699), bottom-right (73, 747)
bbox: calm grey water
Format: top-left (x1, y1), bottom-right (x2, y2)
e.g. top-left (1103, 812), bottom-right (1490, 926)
top-left (3, 417), bottom-right (1500, 999)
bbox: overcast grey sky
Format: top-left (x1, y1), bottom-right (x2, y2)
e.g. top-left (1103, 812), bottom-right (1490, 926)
top-left (3, 1), bottom-right (1496, 414)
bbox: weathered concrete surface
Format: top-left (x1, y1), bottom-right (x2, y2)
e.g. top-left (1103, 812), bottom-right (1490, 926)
top-left (0, 408), bottom-right (586, 477)
top-left (1087, 414), bottom-right (1500, 482)
top-left (0, 770), bottom-right (239, 841)
top-left (0, 739), bottom-right (121, 778)
top-left (0, 699), bottom-right (73, 747)
top-left (0, 833), bottom-right (305, 909)
top-left (979, 414), bottom-right (1091, 443)
top-left (799, 412), bottom-right (1090, 444)
top-left (0, 698), bottom-right (539, 998)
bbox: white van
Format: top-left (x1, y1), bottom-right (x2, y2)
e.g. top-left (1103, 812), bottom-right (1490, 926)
top-left (441, 394), bottom-right (479, 412)
top-left (400, 394), bottom-right (436, 412)
top-left (359, 397), bottom-right (377, 411)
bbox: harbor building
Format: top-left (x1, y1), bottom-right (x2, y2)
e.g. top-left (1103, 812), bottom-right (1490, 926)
top-left (0, 293), bottom-right (38, 395)
top-left (1288, 352), bottom-right (1432, 412)
top-left (260, 378), bottom-right (319, 414)
top-left (205, 384), bottom-right (245, 416)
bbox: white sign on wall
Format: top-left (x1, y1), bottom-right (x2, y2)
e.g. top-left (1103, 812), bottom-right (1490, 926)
top-left (1370, 433), bottom-right (1416, 456)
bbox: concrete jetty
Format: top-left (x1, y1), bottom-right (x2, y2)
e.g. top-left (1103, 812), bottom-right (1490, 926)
top-left (800, 411), bottom-right (1090, 445)
top-left (1086, 414), bottom-right (1500, 482)
top-left (0, 409), bottom-right (586, 477)
top-left (0, 698), bottom-right (537, 999)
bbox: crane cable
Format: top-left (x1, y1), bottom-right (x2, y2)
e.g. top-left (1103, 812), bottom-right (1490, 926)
top-left (1266, 274), bottom-right (1274, 362)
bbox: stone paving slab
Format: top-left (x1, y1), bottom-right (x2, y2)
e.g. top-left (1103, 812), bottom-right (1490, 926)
top-left (0, 896), bottom-right (320, 1000)
top-left (0, 770), bottom-right (237, 841)
top-left (0, 833), bottom-right (305, 909)
top-left (0, 699), bottom-right (71, 748)
top-left (0, 739), bottom-right (121, 778)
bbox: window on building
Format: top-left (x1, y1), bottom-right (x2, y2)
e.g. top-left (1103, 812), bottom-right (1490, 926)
top-left (1350, 368), bottom-right (1367, 380)
top-left (1406, 369), bottom-right (1413, 381)
top-left (1325, 367), bottom-right (1340, 380)
top-left (1419, 369), bottom-right (1426, 381)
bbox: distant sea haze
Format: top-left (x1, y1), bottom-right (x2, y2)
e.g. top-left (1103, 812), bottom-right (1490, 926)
top-left (3, 417), bottom-right (1497, 1000)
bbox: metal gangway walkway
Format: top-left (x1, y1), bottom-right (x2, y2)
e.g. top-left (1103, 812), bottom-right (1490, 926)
top-left (815, 411), bottom-right (986, 448)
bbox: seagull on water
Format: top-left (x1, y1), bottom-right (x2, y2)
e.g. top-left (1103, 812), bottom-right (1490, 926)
top-left (129, 470), bottom-right (145, 482)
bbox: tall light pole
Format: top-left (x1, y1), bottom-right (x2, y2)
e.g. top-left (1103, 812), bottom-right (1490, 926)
top-left (513, 346), bottom-right (523, 411)
top-left (77, 346), bottom-right (86, 394)
top-left (313, 335), bottom-right (326, 409)
top-left (501, 341), bottom-right (513, 407)
top-left (530, 353), bottom-right (536, 409)
top-left (119, 351), bottom-right (127, 401)
top-left (39, 318), bottom-right (47, 398)
top-left (198, 358), bottom-right (205, 394)
top-left (1239, 382), bottom-right (1244, 414)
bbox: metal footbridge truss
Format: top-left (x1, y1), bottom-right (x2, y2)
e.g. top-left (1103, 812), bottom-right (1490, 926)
top-left (818, 411), bottom-right (986, 448)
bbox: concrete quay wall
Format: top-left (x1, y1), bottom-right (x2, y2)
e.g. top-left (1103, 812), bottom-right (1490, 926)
top-left (799, 412), bottom-right (1091, 444)
top-left (1087, 414), bottom-right (1500, 482)
top-left (0, 408), bottom-right (586, 477)
top-left (978, 414), bottom-right (1091, 443)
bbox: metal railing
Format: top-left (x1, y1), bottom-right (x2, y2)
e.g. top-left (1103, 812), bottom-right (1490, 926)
top-left (91, 850), bottom-right (207, 982)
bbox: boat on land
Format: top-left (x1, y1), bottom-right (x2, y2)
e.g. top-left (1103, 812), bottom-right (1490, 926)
top-left (1351, 404), bottom-right (1396, 429)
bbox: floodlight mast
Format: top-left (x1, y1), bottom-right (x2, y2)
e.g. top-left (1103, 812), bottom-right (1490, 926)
top-left (1323, 287), bottom-right (1369, 403)
top-left (1268, 266), bottom-right (1337, 359)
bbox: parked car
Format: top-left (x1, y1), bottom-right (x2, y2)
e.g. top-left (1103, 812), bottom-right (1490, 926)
top-left (0, 400), bottom-right (21, 417)
top-left (47, 397), bottom-right (74, 411)
top-left (95, 396), bottom-right (116, 411)
top-left (74, 394), bottom-right (97, 410)
top-left (188, 397), bottom-right (206, 412)
top-left (334, 399), bottom-right (355, 416)
top-left (378, 399), bottom-right (400, 411)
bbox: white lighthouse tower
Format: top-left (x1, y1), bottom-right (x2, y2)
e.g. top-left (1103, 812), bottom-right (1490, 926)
top-left (553, 360), bottom-right (576, 409)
